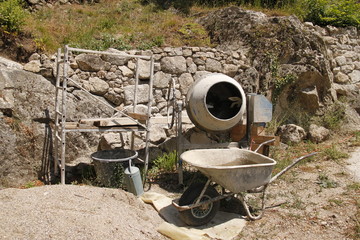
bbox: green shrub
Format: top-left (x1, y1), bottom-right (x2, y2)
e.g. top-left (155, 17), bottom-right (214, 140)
top-left (0, 0), bottom-right (27, 32)
top-left (302, 0), bottom-right (360, 28)
top-left (152, 151), bottom-right (177, 172)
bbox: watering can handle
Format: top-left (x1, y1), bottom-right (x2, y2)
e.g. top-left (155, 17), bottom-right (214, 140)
top-left (254, 139), bottom-right (276, 153)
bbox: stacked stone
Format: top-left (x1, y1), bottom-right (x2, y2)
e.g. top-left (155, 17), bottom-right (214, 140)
top-left (24, 47), bottom-right (255, 118)
top-left (26, 0), bottom-right (99, 11)
top-left (305, 23), bottom-right (360, 102)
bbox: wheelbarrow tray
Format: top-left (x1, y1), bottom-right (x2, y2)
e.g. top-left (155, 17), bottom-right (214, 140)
top-left (180, 148), bottom-right (276, 193)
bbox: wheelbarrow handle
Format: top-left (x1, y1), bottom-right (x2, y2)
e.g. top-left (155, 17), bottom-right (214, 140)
top-left (269, 152), bottom-right (318, 184)
top-left (254, 139), bottom-right (275, 153)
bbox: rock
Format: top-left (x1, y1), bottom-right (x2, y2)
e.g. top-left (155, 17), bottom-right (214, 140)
top-left (52, 62), bottom-right (74, 78)
top-left (178, 73), bottom-right (194, 95)
top-left (334, 72), bottom-right (350, 84)
top-left (149, 124), bottom-right (167, 144)
top-left (98, 133), bottom-right (124, 150)
top-left (123, 84), bottom-right (150, 104)
top-left (118, 66), bottom-right (133, 77)
top-left (298, 86), bottom-right (320, 112)
top-left (189, 131), bottom-right (215, 145)
top-left (28, 53), bottom-right (41, 61)
top-left (193, 71), bottom-right (211, 81)
top-left (23, 60), bottom-right (41, 73)
top-left (349, 70), bottom-right (360, 83)
top-left (75, 54), bottom-right (106, 72)
top-left (276, 124), bottom-right (306, 144)
top-left (335, 56), bottom-right (347, 66)
top-left (88, 77), bottom-right (109, 96)
top-left (104, 89), bottom-right (123, 105)
top-left (138, 59), bottom-right (151, 80)
top-left (123, 104), bottom-right (149, 115)
top-left (308, 124), bottom-right (330, 143)
top-left (205, 58), bottom-right (222, 72)
top-left (0, 57), bottom-right (23, 70)
top-left (101, 48), bottom-right (130, 66)
top-left (153, 71), bottom-right (171, 88)
top-left (160, 56), bottom-right (187, 74)
top-left (223, 64), bottom-right (238, 77)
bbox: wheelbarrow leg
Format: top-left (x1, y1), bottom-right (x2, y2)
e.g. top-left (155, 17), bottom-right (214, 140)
top-left (237, 185), bottom-right (268, 221)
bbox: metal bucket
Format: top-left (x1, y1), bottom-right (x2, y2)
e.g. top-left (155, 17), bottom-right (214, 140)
top-left (91, 149), bottom-right (138, 188)
top-left (186, 73), bottom-right (246, 131)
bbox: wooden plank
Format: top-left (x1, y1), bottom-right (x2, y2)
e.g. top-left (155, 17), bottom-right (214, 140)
top-left (128, 112), bottom-right (149, 121)
top-left (150, 116), bottom-right (192, 124)
top-left (79, 118), bottom-right (140, 127)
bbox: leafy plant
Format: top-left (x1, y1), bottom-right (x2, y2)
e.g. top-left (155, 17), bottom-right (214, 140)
top-left (152, 151), bottom-right (177, 172)
top-left (317, 173), bottom-right (338, 188)
top-left (0, 0), bottom-right (27, 32)
top-left (302, 0), bottom-right (360, 28)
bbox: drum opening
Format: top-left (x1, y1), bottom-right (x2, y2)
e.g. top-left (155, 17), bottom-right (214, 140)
top-left (205, 82), bottom-right (242, 120)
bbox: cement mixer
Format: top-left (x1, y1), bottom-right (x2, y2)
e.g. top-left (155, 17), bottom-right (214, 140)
top-left (185, 73), bottom-right (246, 132)
top-left (168, 73), bottom-right (273, 185)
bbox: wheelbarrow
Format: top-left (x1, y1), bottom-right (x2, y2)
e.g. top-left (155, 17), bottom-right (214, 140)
top-left (172, 141), bottom-right (317, 226)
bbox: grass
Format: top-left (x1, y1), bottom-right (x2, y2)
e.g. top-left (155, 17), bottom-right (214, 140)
top-left (147, 151), bottom-right (177, 179)
top-left (24, 0), bottom-right (211, 53)
top-left (321, 145), bottom-right (349, 162)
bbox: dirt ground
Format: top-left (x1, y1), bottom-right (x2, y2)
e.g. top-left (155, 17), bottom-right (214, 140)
top-left (0, 144), bottom-right (359, 240)
top-left (238, 145), bottom-right (360, 240)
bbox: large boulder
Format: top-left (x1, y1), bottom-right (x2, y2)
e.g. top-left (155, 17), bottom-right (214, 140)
top-left (276, 124), bottom-right (306, 144)
top-left (0, 61), bottom-right (113, 188)
top-left (308, 124), bottom-right (330, 143)
top-left (200, 7), bottom-right (333, 114)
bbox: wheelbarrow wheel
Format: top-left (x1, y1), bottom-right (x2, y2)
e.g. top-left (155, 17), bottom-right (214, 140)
top-left (178, 182), bottom-right (220, 226)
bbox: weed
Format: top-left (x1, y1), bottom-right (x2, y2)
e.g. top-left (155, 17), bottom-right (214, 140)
top-left (148, 151), bottom-right (177, 179)
top-left (154, 151), bottom-right (177, 172)
top-left (329, 198), bottom-right (343, 206)
top-left (20, 180), bottom-right (44, 189)
top-left (322, 145), bottom-right (349, 162)
top-left (312, 102), bottom-right (346, 130)
top-left (351, 131), bottom-right (360, 147)
top-left (317, 173), bottom-right (338, 188)
top-left (347, 183), bottom-right (360, 191)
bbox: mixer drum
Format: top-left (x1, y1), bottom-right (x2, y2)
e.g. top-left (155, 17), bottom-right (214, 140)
top-left (186, 73), bottom-right (246, 132)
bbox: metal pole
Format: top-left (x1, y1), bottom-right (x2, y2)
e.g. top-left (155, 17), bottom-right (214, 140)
top-left (177, 101), bottom-right (183, 185)
top-left (54, 48), bottom-right (62, 176)
top-left (131, 58), bottom-right (140, 150)
top-left (67, 47), bottom-right (151, 60)
top-left (142, 55), bottom-right (154, 185)
top-left (60, 45), bottom-right (69, 184)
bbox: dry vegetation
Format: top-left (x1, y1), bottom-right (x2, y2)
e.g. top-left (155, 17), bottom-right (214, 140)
top-left (24, 0), bottom-right (212, 53)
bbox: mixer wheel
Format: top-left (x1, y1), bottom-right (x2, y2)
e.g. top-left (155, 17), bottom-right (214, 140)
top-left (178, 182), bottom-right (220, 226)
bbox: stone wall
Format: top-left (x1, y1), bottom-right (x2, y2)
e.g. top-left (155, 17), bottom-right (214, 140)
top-left (315, 25), bottom-right (360, 107)
top-left (24, 46), bottom-right (257, 117)
top-left (24, 19), bottom-right (360, 144)
top-left (26, 0), bottom-right (98, 11)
